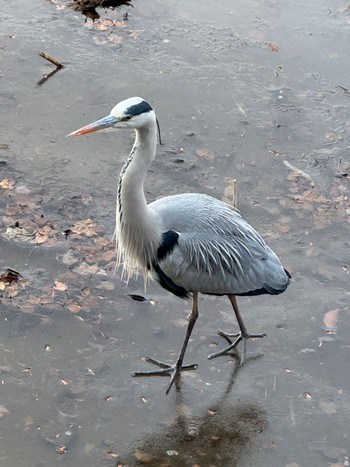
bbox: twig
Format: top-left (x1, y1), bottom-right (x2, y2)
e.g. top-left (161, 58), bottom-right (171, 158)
top-left (37, 51), bottom-right (64, 86)
top-left (232, 179), bottom-right (238, 209)
top-left (283, 160), bottom-right (315, 187)
top-left (38, 51), bottom-right (64, 69)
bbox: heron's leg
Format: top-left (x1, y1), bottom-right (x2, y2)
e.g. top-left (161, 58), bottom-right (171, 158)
top-left (208, 295), bottom-right (266, 365)
top-left (132, 292), bottom-right (199, 395)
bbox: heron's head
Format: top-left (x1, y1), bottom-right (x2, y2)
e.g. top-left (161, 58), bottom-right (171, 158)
top-left (67, 97), bottom-right (156, 137)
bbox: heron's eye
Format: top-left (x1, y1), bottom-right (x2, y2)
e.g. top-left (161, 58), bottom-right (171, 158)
top-left (123, 115), bottom-right (132, 121)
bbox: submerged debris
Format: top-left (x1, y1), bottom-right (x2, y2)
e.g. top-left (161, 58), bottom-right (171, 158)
top-left (67, 0), bottom-right (133, 19)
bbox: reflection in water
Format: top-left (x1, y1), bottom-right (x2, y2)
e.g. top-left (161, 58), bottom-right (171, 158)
top-left (67, 0), bottom-right (133, 19)
top-left (118, 363), bottom-right (268, 466)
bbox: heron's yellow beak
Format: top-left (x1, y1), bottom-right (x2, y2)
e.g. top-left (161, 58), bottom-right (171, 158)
top-left (67, 115), bottom-right (118, 137)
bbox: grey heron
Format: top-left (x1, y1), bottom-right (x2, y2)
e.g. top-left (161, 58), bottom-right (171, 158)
top-left (68, 96), bottom-right (291, 394)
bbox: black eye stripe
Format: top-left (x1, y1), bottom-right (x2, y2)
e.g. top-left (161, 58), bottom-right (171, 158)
top-left (126, 100), bottom-right (153, 117)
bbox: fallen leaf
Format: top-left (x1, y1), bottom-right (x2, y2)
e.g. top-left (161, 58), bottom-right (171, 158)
top-left (54, 280), bottom-right (68, 292)
top-left (67, 303), bottom-right (82, 313)
top-left (73, 262), bottom-right (99, 276)
top-left (94, 236), bottom-right (111, 247)
top-left (61, 251), bottom-right (79, 266)
top-left (134, 448), bottom-right (153, 463)
top-left (323, 308), bottom-right (339, 332)
top-left (127, 29), bottom-right (143, 39)
top-left (267, 42), bottom-right (280, 52)
top-left (102, 249), bottom-right (115, 262)
top-left (60, 378), bottom-right (69, 385)
top-left (97, 280), bottom-right (115, 290)
top-left (0, 405), bottom-right (10, 417)
top-left (94, 19), bottom-right (114, 31)
top-left (71, 219), bottom-right (97, 237)
top-left (109, 34), bottom-right (123, 45)
top-left (0, 179), bottom-right (14, 189)
top-left (23, 415), bottom-right (34, 430)
top-left (195, 147), bottom-right (215, 161)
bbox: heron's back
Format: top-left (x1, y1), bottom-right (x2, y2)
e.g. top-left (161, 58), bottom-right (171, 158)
top-left (148, 193), bottom-right (290, 296)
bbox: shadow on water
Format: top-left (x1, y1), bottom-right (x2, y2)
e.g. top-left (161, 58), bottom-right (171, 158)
top-left (118, 361), bottom-right (268, 466)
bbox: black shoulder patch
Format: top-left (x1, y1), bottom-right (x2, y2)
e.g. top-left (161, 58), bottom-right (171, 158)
top-left (157, 230), bottom-right (179, 261)
top-left (153, 263), bottom-right (190, 300)
top-left (284, 268), bottom-right (291, 279)
top-left (126, 100), bottom-right (153, 117)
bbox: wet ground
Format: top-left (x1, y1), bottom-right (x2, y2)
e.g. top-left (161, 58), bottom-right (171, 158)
top-left (1, 0), bottom-right (350, 465)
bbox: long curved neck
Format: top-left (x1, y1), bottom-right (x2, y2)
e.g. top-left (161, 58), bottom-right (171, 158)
top-left (116, 120), bottom-right (161, 274)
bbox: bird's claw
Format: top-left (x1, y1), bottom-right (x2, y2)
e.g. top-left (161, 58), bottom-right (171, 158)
top-left (208, 330), bottom-right (266, 365)
top-left (132, 356), bottom-right (198, 394)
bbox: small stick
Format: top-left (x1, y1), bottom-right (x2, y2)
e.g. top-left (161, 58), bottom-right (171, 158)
top-left (38, 51), bottom-right (64, 69)
top-left (283, 160), bottom-right (314, 187)
top-left (232, 179), bottom-right (238, 209)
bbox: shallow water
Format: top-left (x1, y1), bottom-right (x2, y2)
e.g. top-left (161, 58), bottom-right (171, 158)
top-left (1, 0), bottom-right (350, 466)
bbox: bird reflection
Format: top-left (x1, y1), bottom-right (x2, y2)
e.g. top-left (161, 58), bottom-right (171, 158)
top-left (118, 358), bottom-right (267, 466)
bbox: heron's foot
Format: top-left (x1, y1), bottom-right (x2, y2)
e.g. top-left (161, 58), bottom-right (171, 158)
top-left (207, 330), bottom-right (266, 365)
top-left (132, 356), bottom-right (198, 395)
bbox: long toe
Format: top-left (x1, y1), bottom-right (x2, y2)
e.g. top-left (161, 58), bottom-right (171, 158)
top-left (208, 334), bottom-right (243, 360)
top-left (208, 331), bottom-right (266, 361)
top-left (132, 356), bottom-right (198, 393)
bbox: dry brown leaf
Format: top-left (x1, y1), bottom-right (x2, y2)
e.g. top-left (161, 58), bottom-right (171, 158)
top-left (94, 19), bottom-right (114, 30)
top-left (127, 29), bottom-right (143, 39)
top-left (0, 405), bottom-right (10, 417)
top-left (102, 249), bottom-right (115, 262)
top-left (195, 147), bottom-right (215, 161)
top-left (267, 42), bottom-right (280, 52)
top-left (323, 308), bottom-right (339, 332)
top-left (73, 262), bottom-right (99, 275)
top-left (61, 251), bottom-right (79, 266)
top-left (134, 448), bottom-right (153, 463)
top-left (5, 283), bottom-right (20, 298)
top-left (23, 415), bottom-right (34, 430)
top-left (115, 20), bottom-right (126, 27)
top-left (97, 280), bottom-right (115, 290)
top-left (0, 179), bottom-right (14, 189)
top-left (94, 236), bottom-right (111, 247)
top-left (109, 34), bottom-right (123, 45)
top-left (68, 303), bottom-right (82, 313)
top-left (71, 219), bottom-right (97, 237)
top-left (54, 280), bottom-right (68, 291)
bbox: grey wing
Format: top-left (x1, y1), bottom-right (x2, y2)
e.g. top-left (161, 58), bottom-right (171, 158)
top-left (149, 193), bottom-right (290, 295)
